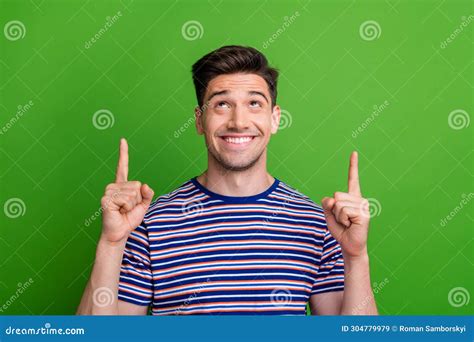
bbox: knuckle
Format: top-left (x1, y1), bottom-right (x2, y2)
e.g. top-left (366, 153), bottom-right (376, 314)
top-left (111, 189), bottom-right (123, 198)
top-left (106, 188), bottom-right (118, 196)
top-left (115, 194), bottom-right (127, 203)
top-left (130, 180), bottom-right (142, 188)
top-left (105, 183), bottom-right (115, 191)
top-left (100, 196), bottom-right (110, 207)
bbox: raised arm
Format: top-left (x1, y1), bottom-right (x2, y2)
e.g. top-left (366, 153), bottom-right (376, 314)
top-left (315, 151), bottom-right (378, 315)
top-left (76, 138), bottom-right (154, 315)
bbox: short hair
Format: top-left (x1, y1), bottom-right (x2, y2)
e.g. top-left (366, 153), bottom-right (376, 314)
top-left (191, 45), bottom-right (279, 109)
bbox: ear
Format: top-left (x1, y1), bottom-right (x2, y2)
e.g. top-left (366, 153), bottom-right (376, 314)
top-left (195, 105), bottom-right (204, 135)
top-left (270, 105), bottom-right (281, 134)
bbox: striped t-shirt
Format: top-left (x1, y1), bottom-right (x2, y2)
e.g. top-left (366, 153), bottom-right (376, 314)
top-left (118, 177), bottom-right (344, 315)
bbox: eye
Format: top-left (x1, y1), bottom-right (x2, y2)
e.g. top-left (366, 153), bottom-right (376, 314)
top-left (249, 100), bottom-right (262, 108)
top-left (216, 101), bottom-right (230, 108)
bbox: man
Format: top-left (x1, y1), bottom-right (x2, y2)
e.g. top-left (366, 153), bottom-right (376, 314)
top-left (77, 45), bottom-right (377, 315)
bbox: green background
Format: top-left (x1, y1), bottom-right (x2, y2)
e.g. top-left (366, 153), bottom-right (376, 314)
top-left (0, 0), bottom-right (472, 315)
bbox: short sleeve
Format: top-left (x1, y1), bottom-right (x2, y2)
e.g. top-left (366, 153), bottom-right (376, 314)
top-left (118, 221), bottom-right (153, 306)
top-left (311, 227), bottom-right (345, 295)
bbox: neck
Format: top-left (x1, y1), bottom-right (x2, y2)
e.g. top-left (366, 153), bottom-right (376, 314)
top-left (197, 150), bottom-right (274, 197)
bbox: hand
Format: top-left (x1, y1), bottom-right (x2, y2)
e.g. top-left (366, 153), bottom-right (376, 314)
top-left (100, 138), bottom-right (154, 244)
top-left (321, 151), bottom-right (370, 258)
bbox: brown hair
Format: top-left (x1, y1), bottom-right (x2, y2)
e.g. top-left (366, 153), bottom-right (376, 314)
top-left (192, 45), bottom-right (279, 109)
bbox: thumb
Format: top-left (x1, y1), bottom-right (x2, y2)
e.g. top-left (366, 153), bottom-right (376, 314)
top-left (140, 184), bottom-right (154, 208)
top-left (321, 197), bottom-right (335, 216)
top-left (321, 197), bottom-right (343, 239)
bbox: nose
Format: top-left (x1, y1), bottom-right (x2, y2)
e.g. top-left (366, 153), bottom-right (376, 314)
top-left (227, 104), bottom-right (249, 131)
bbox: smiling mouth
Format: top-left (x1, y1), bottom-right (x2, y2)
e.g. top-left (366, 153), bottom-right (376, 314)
top-left (222, 136), bottom-right (254, 144)
top-left (219, 135), bottom-right (256, 146)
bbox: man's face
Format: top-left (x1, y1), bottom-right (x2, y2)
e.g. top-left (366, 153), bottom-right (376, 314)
top-left (195, 73), bottom-right (281, 171)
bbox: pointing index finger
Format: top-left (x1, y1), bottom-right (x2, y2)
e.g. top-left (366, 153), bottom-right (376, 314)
top-left (348, 151), bottom-right (361, 196)
top-left (115, 138), bottom-right (128, 183)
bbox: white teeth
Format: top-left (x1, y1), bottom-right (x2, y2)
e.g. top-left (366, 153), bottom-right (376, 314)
top-left (223, 136), bottom-right (253, 144)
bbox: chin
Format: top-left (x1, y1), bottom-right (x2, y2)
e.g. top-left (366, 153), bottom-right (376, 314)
top-left (214, 152), bottom-right (262, 172)
top-left (221, 162), bottom-right (256, 172)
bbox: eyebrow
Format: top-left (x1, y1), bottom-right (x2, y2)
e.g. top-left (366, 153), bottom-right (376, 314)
top-left (248, 91), bottom-right (269, 103)
top-left (206, 90), bottom-right (269, 104)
